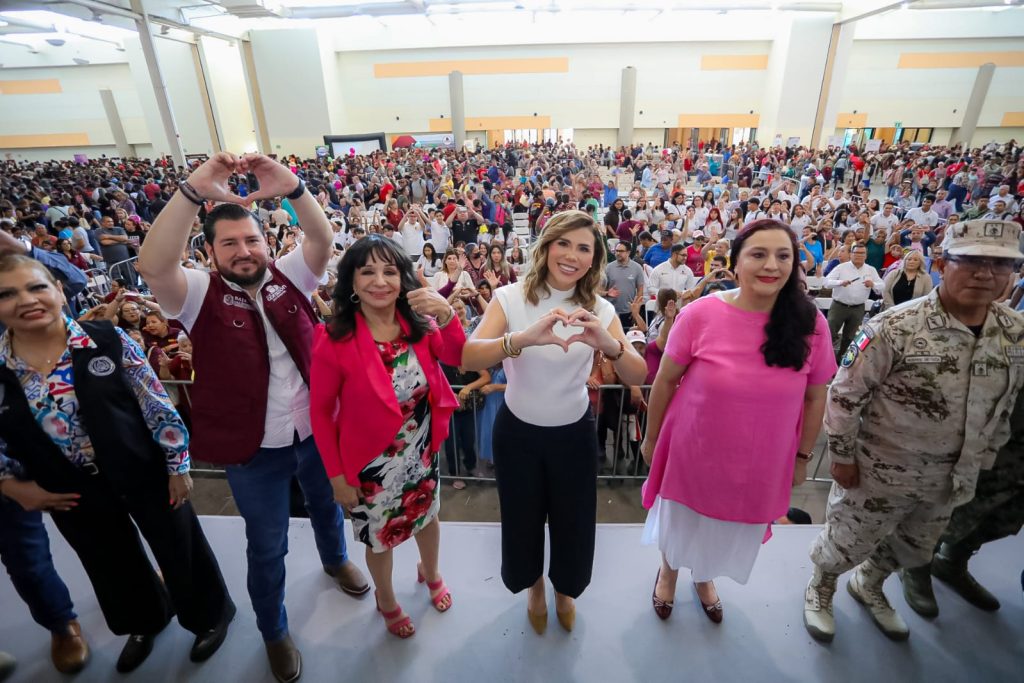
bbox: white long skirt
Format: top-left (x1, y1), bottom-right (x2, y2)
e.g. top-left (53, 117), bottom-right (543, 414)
top-left (641, 495), bottom-right (769, 584)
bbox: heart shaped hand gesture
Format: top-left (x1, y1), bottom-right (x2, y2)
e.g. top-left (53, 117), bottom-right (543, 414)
top-left (238, 153), bottom-right (303, 204)
top-left (563, 308), bottom-right (616, 352)
top-left (184, 152), bottom-right (246, 204)
top-left (515, 308), bottom-right (574, 353)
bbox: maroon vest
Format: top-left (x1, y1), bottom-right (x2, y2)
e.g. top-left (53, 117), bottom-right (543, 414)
top-left (188, 262), bottom-right (319, 465)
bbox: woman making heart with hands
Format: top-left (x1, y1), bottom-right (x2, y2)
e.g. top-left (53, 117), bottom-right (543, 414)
top-left (461, 210), bottom-right (646, 635)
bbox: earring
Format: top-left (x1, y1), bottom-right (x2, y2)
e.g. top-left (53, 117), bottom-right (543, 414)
top-left (350, 292), bottom-right (360, 303)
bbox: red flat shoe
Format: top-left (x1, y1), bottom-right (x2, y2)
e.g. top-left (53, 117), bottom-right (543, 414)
top-left (694, 582), bottom-right (723, 624)
top-left (652, 568), bottom-right (674, 620)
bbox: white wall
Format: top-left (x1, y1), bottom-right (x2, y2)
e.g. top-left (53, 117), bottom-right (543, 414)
top-left (0, 63), bottom-right (145, 159)
top-left (2, 145), bottom-right (121, 162)
top-left (838, 38), bottom-right (1024, 131)
top-left (573, 128), bottom-right (617, 150)
top-left (249, 28), bottom-right (332, 156)
top-left (199, 37), bottom-right (258, 154)
top-left (332, 42), bottom-right (769, 136)
top-left (973, 127), bottom-right (1024, 146)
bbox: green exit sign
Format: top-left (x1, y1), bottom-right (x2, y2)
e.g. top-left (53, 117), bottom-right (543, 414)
top-left (894, 121), bottom-right (903, 128)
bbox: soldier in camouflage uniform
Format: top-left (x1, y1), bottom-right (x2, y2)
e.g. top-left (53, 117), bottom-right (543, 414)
top-left (900, 390), bottom-right (1024, 615)
top-left (803, 219), bottom-right (1024, 643)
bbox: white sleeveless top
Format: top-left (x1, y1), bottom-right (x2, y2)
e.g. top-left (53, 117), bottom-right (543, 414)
top-left (493, 281), bottom-right (616, 426)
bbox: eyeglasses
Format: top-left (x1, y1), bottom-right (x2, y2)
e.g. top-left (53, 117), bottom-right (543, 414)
top-left (945, 255), bottom-right (1018, 274)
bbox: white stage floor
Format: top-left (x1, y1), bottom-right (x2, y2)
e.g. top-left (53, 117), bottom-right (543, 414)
top-left (1, 517), bottom-right (1021, 683)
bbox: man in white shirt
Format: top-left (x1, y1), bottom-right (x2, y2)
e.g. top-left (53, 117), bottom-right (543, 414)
top-left (904, 196), bottom-right (940, 228)
top-left (138, 153), bottom-right (368, 683)
top-left (989, 184), bottom-right (1020, 213)
top-left (823, 243), bottom-right (883, 361)
top-left (744, 198), bottom-right (767, 225)
top-left (870, 201), bottom-right (900, 235)
top-left (647, 243), bottom-right (696, 298)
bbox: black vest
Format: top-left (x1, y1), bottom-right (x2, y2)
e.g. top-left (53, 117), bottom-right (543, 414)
top-left (0, 321), bottom-right (169, 495)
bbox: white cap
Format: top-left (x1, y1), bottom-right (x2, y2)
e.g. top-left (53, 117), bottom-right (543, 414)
top-left (626, 330), bottom-right (647, 346)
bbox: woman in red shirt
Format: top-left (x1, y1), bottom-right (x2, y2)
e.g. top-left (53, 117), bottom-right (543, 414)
top-left (686, 233), bottom-right (707, 277)
top-left (55, 238), bottom-right (93, 270)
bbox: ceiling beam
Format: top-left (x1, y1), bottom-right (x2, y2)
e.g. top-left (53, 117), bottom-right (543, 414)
top-left (837, 0), bottom-right (912, 24)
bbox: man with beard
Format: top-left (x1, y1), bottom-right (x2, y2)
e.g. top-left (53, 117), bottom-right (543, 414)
top-left (139, 153), bottom-right (367, 683)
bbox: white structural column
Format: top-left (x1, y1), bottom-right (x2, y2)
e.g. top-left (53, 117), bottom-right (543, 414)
top-left (248, 28), bottom-right (333, 156)
top-left (812, 21), bottom-right (856, 149)
top-left (128, 0), bottom-right (185, 166)
top-left (951, 63), bottom-right (996, 148)
top-left (239, 38), bottom-right (271, 154)
top-left (98, 88), bottom-right (133, 158)
top-left (759, 15), bottom-right (835, 148)
top-left (618, 67), bottom-right (636, 149)
top-left (449, 71), bottom-right (466, 150)
top-left (192, 40), bottom-right (224, 152)
top-left (199, 36), bottom-right (258, 154)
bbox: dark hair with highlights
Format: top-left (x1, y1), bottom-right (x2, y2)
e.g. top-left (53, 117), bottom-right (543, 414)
top-left (327, 234), bottom-right (431, 343)
top-left (730, 219), bottom-right (818, 371)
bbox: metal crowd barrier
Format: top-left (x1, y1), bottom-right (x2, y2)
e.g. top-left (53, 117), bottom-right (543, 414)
top-left (162, 380), bottom-right (833, 486)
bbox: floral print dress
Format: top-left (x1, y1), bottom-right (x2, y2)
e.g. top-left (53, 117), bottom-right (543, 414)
top-left (351, 338), bottom-right (440, 553)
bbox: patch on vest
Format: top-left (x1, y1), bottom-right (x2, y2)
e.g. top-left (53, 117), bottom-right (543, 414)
top-left (87, 356), bottom-right (116, 377)
top-left (222, 293), bottom-right (255, 310)
top-left (265, 284), bottom-right (287, 302)
top-left (841, 328), bottom-right (874, 369)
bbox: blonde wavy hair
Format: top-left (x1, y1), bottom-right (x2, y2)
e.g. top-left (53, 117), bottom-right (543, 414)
top-left (521, 210), bottom-right (607, 310)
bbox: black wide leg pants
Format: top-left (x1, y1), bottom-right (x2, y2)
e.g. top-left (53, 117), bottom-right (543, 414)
top-left (493, 404), bottom-right (598, 599)
top-left (49, 467), bottom-right (231, 637)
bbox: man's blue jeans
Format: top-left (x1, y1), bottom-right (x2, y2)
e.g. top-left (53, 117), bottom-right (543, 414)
top-left (0, 497), bottom-right (77, 633)
top-left (225, 434), bottom-right (348, 642)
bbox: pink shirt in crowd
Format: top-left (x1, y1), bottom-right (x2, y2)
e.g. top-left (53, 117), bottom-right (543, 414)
top-left (642, 295), bottom-right (837, 524)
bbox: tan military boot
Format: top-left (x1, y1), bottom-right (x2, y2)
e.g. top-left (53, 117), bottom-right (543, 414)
top-left (804, 566), bottom-right (839, 643)
top-left (848, 561), bottom-right (909, 641)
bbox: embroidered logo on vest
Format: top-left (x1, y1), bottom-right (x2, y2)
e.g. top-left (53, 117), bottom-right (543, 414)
top-left (222, 294), bottom-right (255, 310)
top-left (87, 357), bottom-right (116, 377)
top-left (265, 284), bottom-right (287, 302)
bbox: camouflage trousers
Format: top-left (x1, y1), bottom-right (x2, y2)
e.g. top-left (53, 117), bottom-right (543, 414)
top-left (938, 450), bottom-right (1024, 555)
top-left (810, 480), bottom-right (954, 575)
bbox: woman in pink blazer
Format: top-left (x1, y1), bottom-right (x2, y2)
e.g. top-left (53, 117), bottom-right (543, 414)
top-left (310, 236), bottom-right (466, 639)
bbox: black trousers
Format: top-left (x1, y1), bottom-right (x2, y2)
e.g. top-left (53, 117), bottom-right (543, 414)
top-left (50, 467), bottom-right (231, 637)
top-left (493, 404), bottom-right (597, 598)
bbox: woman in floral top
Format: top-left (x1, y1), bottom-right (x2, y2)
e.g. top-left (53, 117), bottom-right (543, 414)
top-left (310, 236), bottom-right (466, 640)
top-left (0, 254), bottom-right (233, 673)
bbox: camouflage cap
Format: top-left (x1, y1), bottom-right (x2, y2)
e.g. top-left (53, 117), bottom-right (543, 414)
top-left (945, 219), bottom-right (1022, 259)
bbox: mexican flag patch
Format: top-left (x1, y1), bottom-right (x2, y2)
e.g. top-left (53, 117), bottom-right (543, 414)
top-left (841, 328), bottom-right (874, 368)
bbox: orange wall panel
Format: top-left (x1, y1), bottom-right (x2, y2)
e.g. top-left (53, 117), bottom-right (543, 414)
top-left (375, 58), bottom-right (569, 78)
top-left (677, 113), bottom-right (759, 128)
top-left (0, 133), bottom-right (91, 148)
top-left (1001, 112), bottom-right (1024, 126)
top-left (0, 79), bottom-right (62, 95)
top-left (700, 54), bottom-right (769, 71)
top-left (897, 51), bottom-right (1024, 69)
top-left (836, 112), bottom-right (868, 128)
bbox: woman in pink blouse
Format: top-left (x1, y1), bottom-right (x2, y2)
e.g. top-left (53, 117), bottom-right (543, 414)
top-left (640, 219), bottom-right (837, 623)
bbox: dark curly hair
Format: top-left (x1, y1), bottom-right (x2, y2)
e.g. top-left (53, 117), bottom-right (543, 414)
top-left (729, 219), bottom-right (818, 371)
top-left (327, 235), bottom-right (431, 343)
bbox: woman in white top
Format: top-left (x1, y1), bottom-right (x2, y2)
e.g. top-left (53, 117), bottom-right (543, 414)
top-left (461, 210), bottom-right (646, 634)
top-left (430, 248), bottom-right (475, 300)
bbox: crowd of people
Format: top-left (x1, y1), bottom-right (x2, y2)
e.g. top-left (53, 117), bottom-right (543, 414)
top-left (0, 135), bottom-right (1022, 681)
